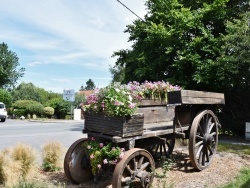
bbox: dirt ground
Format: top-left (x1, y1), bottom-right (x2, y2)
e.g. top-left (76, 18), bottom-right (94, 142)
top-left (39, 141), bottom-right (250, 188)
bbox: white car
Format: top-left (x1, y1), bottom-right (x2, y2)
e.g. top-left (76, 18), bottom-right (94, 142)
top-left (0, 102), bottom-right (7, 122)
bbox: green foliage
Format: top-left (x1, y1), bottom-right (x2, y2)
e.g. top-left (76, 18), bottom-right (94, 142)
top-left (113, 0), bottom-right (249, 91)
top-left (45, 98), bottom-right (70, 119)
top-left (112, 0), bottom-right (249, 137)
top-left (11, 82), bottom-right (61, 105)
top-left (83, 137), bottom-right (123, 175)
top-left (0, 89), bottom-right (12, 107)
top-left (73, 93), bottom-right (86, 108)
top-left (42, 141), bottom-right (64, 172)
top-left (13, 109), bottom-right (26, 117)
top-left (109, 65), bottom-right (125, 83)
top-left (220, 168), bottom-right (250, 188)
top-left (26, 103), bottom-right (44, 117)
top-left (86, 81), bottom-right (180, 116)
top-left (0, 42), bottom-right (25, 88)
top-left (12, 100), bottom-right (36, 109)
top-left (43, 107), bottom-right (54, 118)
top-left (217, 143), bottom-right (250, 155)
top-left (85, 79), bottom-right (96, 90)
top-left (12, 180), bottom-right (56, 188)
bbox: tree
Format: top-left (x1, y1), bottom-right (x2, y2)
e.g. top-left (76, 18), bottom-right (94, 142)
top-left (11, 82), bottom-right (41, 102)
top-left (45, 98), bottom-right (70, 119)
top-left (113, 0), bottom-right (249, 91)
top-left (0, 89), bottom-right (12, 107)
top-left (0, 43), bottom-right (25, 88)
top-left (109, 65), bottom-right (125, 83)
top-left (112, 0), bottom-right (249, 136)
top-left (85, 79), bottom-right (96, 90)
top-left (11, 82), bottom-right (61, 105)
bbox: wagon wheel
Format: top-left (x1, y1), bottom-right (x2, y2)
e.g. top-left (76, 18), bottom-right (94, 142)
top-left (147, 135), bottom-right (175, 159)
top-left (189, 110), bottom-right (218, 171)
top-left (112, 148), bottom-right (155, 188)
top-left (64, 138), bottom-right (93, 184)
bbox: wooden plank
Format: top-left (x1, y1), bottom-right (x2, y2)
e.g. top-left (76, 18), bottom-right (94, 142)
top-left (168, 90), bottom-right (225, 105)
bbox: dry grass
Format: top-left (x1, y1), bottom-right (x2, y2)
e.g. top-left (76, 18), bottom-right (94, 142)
top-left (11, 143), bottom-right (39, 179)
top-left (42, 141), bottom-right (64, 172)
top-left (0, 144), bottom-right (39, 188)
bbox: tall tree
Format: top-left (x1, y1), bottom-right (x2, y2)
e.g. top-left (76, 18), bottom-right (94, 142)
top-left (113, 0), bottom-right (249, 92)
top-left (0, 43), bottom-right (25, 88)
top-left (85, 79), bottom-right (96, 90)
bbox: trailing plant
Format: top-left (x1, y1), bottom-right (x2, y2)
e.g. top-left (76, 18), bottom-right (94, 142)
top-left (83, 137), bottom-right (125, 176)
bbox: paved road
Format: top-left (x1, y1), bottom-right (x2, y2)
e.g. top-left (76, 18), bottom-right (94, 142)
top-left (0, 119), bottom-right (87, 152)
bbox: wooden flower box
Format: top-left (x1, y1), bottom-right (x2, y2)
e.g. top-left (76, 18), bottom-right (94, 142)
top-left (137, 99), bottom-right (175, 124)
top-left (85, 112), bottom-right (144, 137)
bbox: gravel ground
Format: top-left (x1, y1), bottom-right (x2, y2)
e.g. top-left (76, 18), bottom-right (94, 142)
top-left (39, 140), bottom-right (250, 188)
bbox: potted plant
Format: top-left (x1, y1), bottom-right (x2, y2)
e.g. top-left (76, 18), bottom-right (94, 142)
top-left (84, 81), bottom-right (181, 137)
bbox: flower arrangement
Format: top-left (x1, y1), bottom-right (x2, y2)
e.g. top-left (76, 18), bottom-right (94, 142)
top-left (86, 81), bottom-right (181, 117)
top-left (83, 137), bottom-right (125, 176)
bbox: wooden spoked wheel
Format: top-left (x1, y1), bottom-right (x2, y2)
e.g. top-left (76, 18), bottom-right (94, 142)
top-left (64, 138), bottom-right (93, 184)
top-left (189, 110), bottom-right (218, 171)
top-left (112, 148), bottom-right (155, 188)
top-left (147, 136), bottom-right (175, 159)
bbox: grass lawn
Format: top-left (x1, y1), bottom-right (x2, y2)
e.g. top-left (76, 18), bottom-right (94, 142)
top-left (217, 142), bottom-right (250, 188)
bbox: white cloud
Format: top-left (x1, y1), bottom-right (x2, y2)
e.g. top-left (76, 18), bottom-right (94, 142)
top-left (0, 0), bottom-right (147, 92)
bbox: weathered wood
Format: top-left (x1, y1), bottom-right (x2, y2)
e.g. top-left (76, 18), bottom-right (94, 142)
top-left (85, 112), bottom-right (144, 137)
top-left (168, 90), bottom-right (225, 105)
top-left (138, 99), bottom-right (167, 106)
top-left (136, 99), bottom-right (175, 124)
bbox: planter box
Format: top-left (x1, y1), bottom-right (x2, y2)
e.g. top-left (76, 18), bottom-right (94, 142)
top-left (85, 112), bottom-right (144, 137)
top-left (137, 99), bottom-right (174, 124)
top-left (167, 90), bottom-right (225, 105)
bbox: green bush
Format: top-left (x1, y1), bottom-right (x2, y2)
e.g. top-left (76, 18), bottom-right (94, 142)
top-left (46, 98), bottom-right (70, 119)
top-left (43, 107), bottom-right (54, 118)
top-left (13, 109), bottom-right (27, 118)
top-left (12, 100), bottom-right (35, 109)
top-left (26, 103), bottom-right (44, 117)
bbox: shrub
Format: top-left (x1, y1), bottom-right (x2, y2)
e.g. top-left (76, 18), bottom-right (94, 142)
top-left (26, 103), bottom-right (44, 117)
top-left (43, 107), bottom-right (54, 118)
top-left (11, 143), bottom-right (38, 179)
top-left (46, 98), bottom-right (70, 119)
top-left (0, 144), bottom-right (39, 188)
top-left (13, 109), bottom-right (27, 118)
top-left (42, 141), bottom-right (64, 172)
top-left (12, 100), bottom-right (35, 109)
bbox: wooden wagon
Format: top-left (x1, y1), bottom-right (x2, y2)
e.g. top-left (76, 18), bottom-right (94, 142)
top-left (64, 90), bottom-right (225, 188)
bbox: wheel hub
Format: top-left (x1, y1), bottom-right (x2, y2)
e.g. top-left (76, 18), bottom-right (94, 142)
top-left (203, 133), bottom-right (213, 147)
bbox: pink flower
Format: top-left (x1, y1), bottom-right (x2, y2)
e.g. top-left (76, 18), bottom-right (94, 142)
top-left (114, 100), bottom-right (121, 106)
top-left (91, 137), bottom-right (95, 141)
top-left (97, 164), bottom-right (101, 169)
top-left (100, 143), bottom-right (104, 148)
top-left (90, 154), bottom-right (94, 159)
top-left (128, 103), bottom-right (136, 109)
top-left (103, 159), bottom-right (108, 164)
top-left (121, 148), bottom-right (125, 152)
top-left (119, 153), bottom-right (124, 159)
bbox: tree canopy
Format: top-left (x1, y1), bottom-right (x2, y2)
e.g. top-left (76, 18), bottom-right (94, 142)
top-left (112, 0), bottom-right (249, 92)
top-left (0, 43), bottom-right (25, 88)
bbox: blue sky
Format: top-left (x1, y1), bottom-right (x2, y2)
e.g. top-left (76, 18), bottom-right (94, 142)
top-left (0, 0), bottom-right (146, 93)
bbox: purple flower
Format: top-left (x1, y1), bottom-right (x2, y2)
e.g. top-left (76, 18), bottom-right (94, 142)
top-left (100, 143), bottom-right (104, 148)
